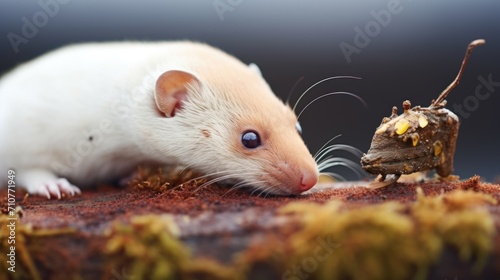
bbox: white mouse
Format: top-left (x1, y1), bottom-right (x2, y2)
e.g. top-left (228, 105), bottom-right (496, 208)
top-left (0, 41), bottom-right (319, 199)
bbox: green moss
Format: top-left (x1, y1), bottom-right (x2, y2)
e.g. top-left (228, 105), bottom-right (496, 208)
top-left (0, 207), bottom-right (75, 280)
top-left (412, 189), bottom-right (496, 271)
top-left (103, 188), bottom-right (496, 280)
top-left (3, 186), bottom-right (495, 280)
top-left (104, 214), bottom-right (239, 280)
top-left (272, 188), bottom-right (496, 280)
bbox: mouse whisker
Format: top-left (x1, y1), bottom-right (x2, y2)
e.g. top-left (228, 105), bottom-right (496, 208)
top-left (317, 157), bottom-right (364, 179)
top-left (222, 180), bottom-right (264, 197)
top-left (264, 186), bottom-right (284, 198)
top-left (317, 156), bottom-right (347, 170)
top-left (313, 135), bottom-right (343, 159)
top-left (249, 187), bottom-right (260, 196)
top-left (297, 91), bottom-right (367, 120)
top-left (262, 182), bottom-right (276, 195)
top-left (262, 181), bottom-right (286, 197)
top-left (285, 76), bottom-right (305, 106)
top-left (200, 171), bottom-right (263, 196)
top-left (261, 189), bottom-right (270, 198)
top-left (185, 172), bottom-right (236, 194)
top-left (315, 143), bottom-right (363, 163)
top-left (249, 181), bottom-right (271, 197)
top-left (257, 186), bottom-right (271, 198)
top-left (314, 141), bottom-right (366, 181)
top-left (221, 181), bottom-right (249, 197)
top-left (317, 156), bottom-right (361, 171)
top-left (173, 170), bottom-right (229, 189)
top-left (178, 163), bottom-right (197, 176)
top-left (292, 76), bottom-right (361, 112)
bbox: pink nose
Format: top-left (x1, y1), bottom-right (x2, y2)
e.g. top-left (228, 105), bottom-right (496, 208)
top-left (298, 170), bottom-right (318, 192)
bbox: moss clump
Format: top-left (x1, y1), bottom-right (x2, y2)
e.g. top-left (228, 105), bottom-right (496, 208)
top-left (277, 201), bottom-right (438, 280)
top-left (103, 188), bottom-right (496, 280)
top-left (271, 188), bottom-right (496, 280)
top-left (0, 207), bottom-right (75, 280)
top-left (412, 188), bottom-right (496, 271)
top-left (104, 214), bottom-right (239, 280)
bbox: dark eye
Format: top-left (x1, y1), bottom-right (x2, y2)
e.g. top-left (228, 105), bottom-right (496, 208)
top-left (295, 122), bottom-right (302, 135)
top-left (241, 130), bottom-right (261, 149)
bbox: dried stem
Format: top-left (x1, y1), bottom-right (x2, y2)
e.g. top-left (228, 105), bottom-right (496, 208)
top-left (431, 39), bottom-right (486, 108)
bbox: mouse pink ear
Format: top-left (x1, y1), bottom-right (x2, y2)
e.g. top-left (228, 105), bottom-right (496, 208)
top-left (154, 70), bottom-right (200, 117)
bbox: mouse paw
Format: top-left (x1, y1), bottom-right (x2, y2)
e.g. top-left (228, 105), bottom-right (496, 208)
top-left (34, 178), bottom-right (81, 199)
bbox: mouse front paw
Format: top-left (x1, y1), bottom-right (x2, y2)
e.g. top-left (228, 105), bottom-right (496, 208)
top-left (33, 178), bottom-right (81, 199)
top-left (16, 169), bottom-right (82, 199)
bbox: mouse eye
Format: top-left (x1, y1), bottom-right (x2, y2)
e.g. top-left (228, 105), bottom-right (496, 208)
top-left (241, 130), bottom-right (261, 149)
top-left (295, 122), bottom-right (302, 135)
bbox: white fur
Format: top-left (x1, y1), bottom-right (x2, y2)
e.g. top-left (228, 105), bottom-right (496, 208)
top-left (0, 41), bottom-right (318, 198)
top-left (248, 63), bottom-right (262, 76)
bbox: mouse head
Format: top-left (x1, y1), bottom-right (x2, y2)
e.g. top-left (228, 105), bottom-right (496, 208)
top-left (150, 65), bottom-right (318, 195)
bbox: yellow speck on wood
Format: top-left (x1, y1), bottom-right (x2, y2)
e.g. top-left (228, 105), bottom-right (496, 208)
top-left (375, 123), bottom-right (389, 135)
top-left (418, 115), bottom-right (428, 128)
top-left (411, 133), bottom-right (420, 146)
top-left (394, 118), bottom-right (410, 135)
top-left (433, 141), bottom-right (443, 156)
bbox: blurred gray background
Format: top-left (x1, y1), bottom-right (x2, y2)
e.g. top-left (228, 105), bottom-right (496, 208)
top-left (1, 0), bottom-right (499, 181)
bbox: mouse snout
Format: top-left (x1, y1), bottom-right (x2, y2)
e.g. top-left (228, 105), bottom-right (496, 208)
top-left (299, 169), bottom-right (318, 192)
top-left (268, 158), bottom-right (318, 195)
top-left (299, 171), bottom-right (318, 192)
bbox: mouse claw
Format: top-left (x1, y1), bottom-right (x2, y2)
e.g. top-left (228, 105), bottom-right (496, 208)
top-left (39, 187), bottom-right (51, 200)
top-left (35, 178), bottom-right (81, 199)
top-left (368, 174), bottom-right (401, 189)
top-left (57, 178), bottom-right (81, 196)
top-left (46, 181), bottom-right (62, 199)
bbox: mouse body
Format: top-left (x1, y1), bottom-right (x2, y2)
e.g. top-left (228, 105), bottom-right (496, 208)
top-left (0, 41), bottom-right (318, 198)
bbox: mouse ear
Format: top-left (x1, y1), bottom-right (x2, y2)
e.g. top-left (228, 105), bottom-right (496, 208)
top-left (154, 70), bottom-right (200, 117)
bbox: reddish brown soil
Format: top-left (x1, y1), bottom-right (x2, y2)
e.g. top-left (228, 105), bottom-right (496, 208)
top-left (1, 176), bottom-right (500, 279)
top-left (7, 179), bottom-right (496, 234)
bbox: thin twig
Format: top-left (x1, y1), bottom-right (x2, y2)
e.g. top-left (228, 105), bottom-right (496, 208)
top-left (431, 39), bottom-right (485, 107)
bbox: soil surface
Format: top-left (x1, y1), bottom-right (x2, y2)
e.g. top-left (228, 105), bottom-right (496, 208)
top-left (1, 174), bottom-right (500, 280)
